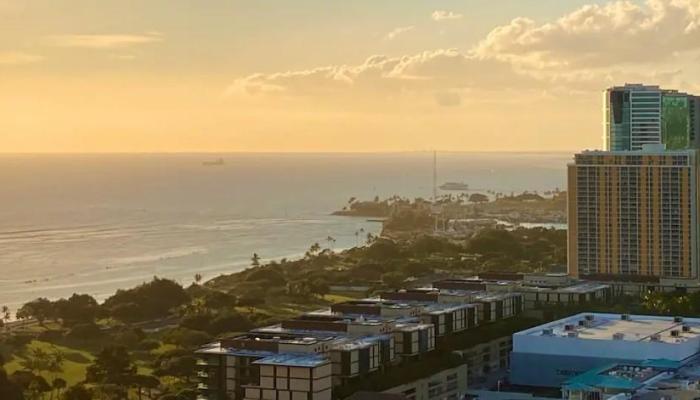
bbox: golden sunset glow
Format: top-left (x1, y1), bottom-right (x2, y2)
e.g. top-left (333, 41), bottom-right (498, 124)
top-left (2, 0), bottom-right (700, 152)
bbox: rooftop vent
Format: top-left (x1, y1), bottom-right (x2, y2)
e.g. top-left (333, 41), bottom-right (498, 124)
top-left (613, 332), bottom-right (625, 340)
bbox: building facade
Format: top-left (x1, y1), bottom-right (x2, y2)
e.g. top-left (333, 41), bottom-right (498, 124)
top-left (567, 147), bottom-right (700, 282)
top-left (382, 363), bottom-right (468, 400)
top-left (510, 313), bottom-right (700, 388)
top-left (604, 84), bottom-right (700, 151)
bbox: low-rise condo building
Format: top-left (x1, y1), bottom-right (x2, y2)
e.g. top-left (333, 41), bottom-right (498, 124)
top-left (510, 313), bottom-right (700, 387)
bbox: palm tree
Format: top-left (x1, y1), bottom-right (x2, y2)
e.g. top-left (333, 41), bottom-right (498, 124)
top-left (326, 236), bottom-right (336, 250)
top-left (366, 232), bottom-right (375, 245)
top-left (193, 273), bottom-right (203, 284)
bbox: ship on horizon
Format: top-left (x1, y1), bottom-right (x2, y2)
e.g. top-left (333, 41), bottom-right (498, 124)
top-left (439, 181), bottom-right (469, 191)
top-left (202, 158), bottom-right (225, 166)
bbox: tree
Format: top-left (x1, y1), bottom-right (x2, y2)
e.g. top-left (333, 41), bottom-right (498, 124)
top-left (130, 374), bottom-right (160, 400)
top-left (193, 273), bottom-right (203, 285)
top-left (251, 253), bottom-right (261, 267)
top-left (306, 242), bottom-right (321, 257)
top-left (2, 305), bottom-right (10, 324)
top-left (162, 328), bottom-right (211, 348)
top-left (237, 294), bottom-right (264, 312)
top-left (0, 367), bottom-right (23, 400)
top-left (381, 272), bottom-right (405, 290)
top-left (103, 278), bottom-right (190, 322)
top-left (65, 322), bottom-right (102, 341)
top-left (62, 384), bottom-right (92, 400)
top-left (85, 346), bottom-right (136, 386)
top-left (467, 228), bottom-right (523, 258)
top-left (309, 279), bottom-right (329, 297)
top-left (28, 375), bottom-right (51, 400)
top-left (52, 378), bottom-right (67, 400)
top-left (468, 193), bottom-right (489, 203)
top-left (153, 353), bottom-right (197, 382)
top-left (53, 294), bottom-right (99, 326)
top-left (326, 236), bottom-right (336, 250)
top-left (20, 348), bottom-right (51, 375)
top-left (16, 298), bottom-right (54, 325)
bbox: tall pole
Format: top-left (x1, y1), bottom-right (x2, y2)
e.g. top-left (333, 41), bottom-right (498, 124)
top-left (433, 150), bottom-right (438, 203)
top-left (433, 150), bottom-right (439, 232)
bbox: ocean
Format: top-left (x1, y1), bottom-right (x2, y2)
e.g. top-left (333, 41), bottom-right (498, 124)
top-left (0, 152), bottom-right (570, 313)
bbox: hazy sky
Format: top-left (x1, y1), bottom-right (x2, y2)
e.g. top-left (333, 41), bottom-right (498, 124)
top-left (2, 0), bottom-right (700, 152)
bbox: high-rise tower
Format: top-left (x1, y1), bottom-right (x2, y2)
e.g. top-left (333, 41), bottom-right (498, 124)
top-left (604, 84), bottom-right (700, 151)
top-left (568, 145), bottom-right (700, 282)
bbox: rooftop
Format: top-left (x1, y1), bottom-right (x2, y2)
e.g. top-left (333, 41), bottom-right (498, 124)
top-left (517, 313), bottom-right (700, 344)
top-left (520, 281), bottom-right (610, 294)
top-left (253, 352), bottom-right (330, 368)
top-left (564, 363), bottom-right (669, 391)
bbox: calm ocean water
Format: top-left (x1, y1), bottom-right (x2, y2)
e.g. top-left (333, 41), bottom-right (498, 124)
top-left (0, 152), bottom-right (570, 312)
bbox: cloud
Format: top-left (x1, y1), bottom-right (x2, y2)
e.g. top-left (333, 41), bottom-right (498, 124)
top-left (474, 0), bottom-right (700, 68)
top-left (384, 26), bottom-right (415, 41)
top-left (0, 51), bottom-right (43, 65)
top-left (432, 10), bottom-right (463, 21)
top-left (48, 32), bottom-right (163, 49)
top-left (227, 49), bottom-right (541, 100)
top-left (226, 0), bottom-right (699, 107)
top-left (109, 54), bottom-right (137, 61)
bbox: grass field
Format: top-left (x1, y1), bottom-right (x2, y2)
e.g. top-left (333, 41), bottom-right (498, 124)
top-left (4, 340), bottom-right (94, 386)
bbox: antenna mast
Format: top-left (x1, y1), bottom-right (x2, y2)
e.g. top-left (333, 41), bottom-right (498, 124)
top-left (433, 150), bottom-right (438, 203)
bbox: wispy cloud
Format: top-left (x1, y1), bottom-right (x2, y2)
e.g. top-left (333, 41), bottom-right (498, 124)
top-left (384, 26), bottom-right (415, 41)
top-left (0, 51), bottom-right (43, 65)
top-left (432, 10), bottom-right (463, 21)
top-left (48, 32), bottom-right (163, 49)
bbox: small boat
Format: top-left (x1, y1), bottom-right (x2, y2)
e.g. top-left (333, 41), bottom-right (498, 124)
top-left (439, 182), bottom-right (469, 191)
top-left (202, 158), bottom-right (225, 166)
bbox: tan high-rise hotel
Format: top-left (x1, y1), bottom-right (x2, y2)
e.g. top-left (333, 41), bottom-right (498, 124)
top-left (567, 145), bottom-right (699, 281)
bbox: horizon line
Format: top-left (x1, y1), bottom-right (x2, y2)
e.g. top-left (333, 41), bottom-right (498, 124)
top-left (0, 149), bottom-right (584, 156)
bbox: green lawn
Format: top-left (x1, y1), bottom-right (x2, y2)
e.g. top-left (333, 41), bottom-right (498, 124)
top-left (4, 340), bottom-right (94, 386)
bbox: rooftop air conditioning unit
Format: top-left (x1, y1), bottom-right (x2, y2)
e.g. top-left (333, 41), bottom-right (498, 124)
top-left (567, 331), bottom-right (579, 338)
top-left (674, 316), bottom-right (684, 323)
top-left (564, 324), bottom-right (575, 331)
top-left (671, 330), bottom-right (681, 337)
top-left (585, 314), bottom-right (595, 321)
top-left (621, 314), bottom-right (631, 321)
top-left (542, 328), bottom-right (554, 336)
top-left (613, 332), bottom-right (625, 340)
top-left (650, 334), bottom-right (662, 342)
top-left (578, 320), bottom-right (586, 326)
top-left (682, 325), bottom-right (692, 333)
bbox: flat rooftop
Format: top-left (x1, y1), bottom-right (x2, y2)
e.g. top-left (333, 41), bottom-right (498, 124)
top-left (521, 282), bottom-right (609, 294)
top-left (253, 352), bottom-right (329, 368)
top-left (565, 363), bottom-right (667, 391)
top-left (517, 313), bottom-right (700, 344)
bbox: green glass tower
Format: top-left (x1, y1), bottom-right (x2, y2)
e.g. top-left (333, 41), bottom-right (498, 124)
top-left (604, 84), bottom-right (700, 151)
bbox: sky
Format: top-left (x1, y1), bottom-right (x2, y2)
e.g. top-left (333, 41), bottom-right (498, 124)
top-left (2, 0), bottom-right (700, 153)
